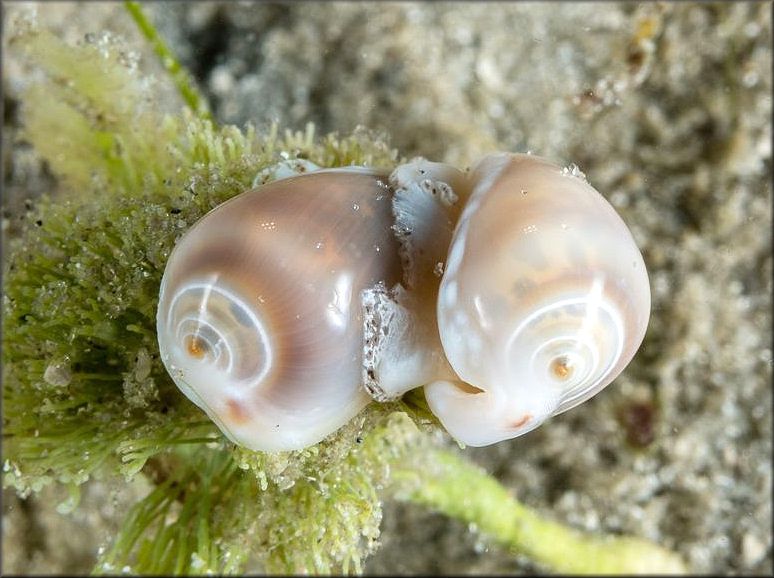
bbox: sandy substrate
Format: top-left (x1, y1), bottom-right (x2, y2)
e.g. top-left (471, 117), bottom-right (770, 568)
top-left (2, 2), bottom-right (771, 574)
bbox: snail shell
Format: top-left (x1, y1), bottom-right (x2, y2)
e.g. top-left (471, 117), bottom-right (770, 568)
top-left (156, 169), bottom-right (402, 451)
top-left (423, 153), bottom-right (651, 446)
top-left (157, 152), bottom-right (651, 451)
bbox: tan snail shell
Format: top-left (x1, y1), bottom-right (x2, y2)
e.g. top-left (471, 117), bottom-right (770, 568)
top-left (156, 169), bottom-right (402, 451)
top-left (157, 152), bottom-right (651, 451)
top-left (422, 153), bottom-right (651, 446)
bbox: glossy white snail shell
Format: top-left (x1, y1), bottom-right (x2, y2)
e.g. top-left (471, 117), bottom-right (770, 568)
top-left (423, 153), bottom-right (651, 446)
top-left (156, 169), bottom-right (402, 451)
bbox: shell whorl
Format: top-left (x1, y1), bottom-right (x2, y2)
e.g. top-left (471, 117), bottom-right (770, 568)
top-left (157, 170), bottom-right (402, 451)
top-left (425, 153), bottom-right (651, 447)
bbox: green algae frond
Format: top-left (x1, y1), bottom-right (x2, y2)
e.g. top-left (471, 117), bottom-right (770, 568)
top-left (2, 8), bottom-right (687, 574)
top-left (3, 12), bottom-right (404, 573)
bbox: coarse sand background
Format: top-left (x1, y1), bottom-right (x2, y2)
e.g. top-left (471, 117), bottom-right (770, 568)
top-left (2, 2), bottom-right (771, 574)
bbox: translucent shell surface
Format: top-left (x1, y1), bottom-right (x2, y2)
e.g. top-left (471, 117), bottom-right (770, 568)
top-left (425, 153), bottom-right (651, 446)
top-left (157, 170), bottom-right (402, 451)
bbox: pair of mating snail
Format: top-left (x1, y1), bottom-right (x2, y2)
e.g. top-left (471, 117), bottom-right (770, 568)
top-left (157, 152), bottom-right (651, 451)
